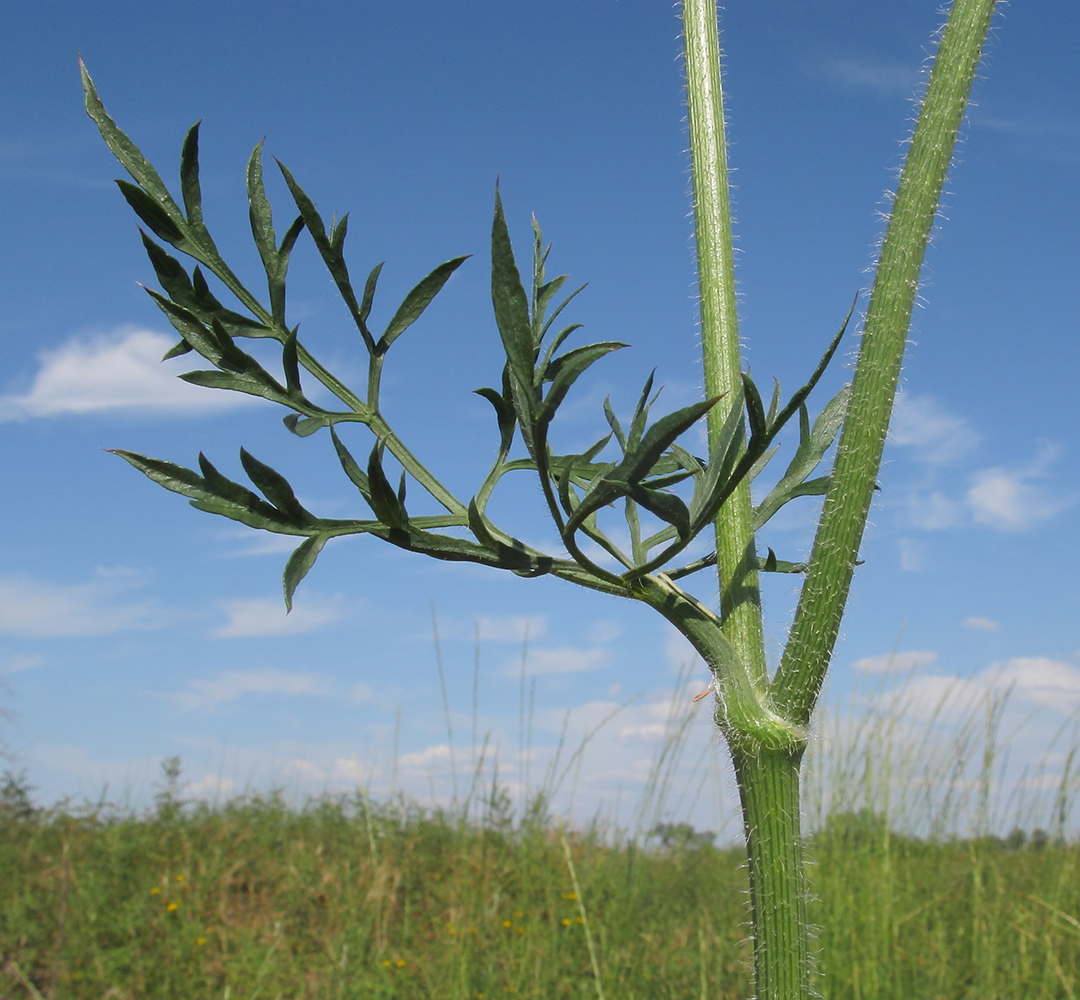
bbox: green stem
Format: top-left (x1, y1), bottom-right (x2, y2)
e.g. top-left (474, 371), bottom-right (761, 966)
top-left (681, 3), bottom-right (997, 998)
top-left (731, 747), bottom-right (809, 1000)
top-left (772, 0), bottom-right (998, 724)
top-left (366, 416), bottom-right (468, 519)
top-left (682, 0), bottom-right (766, 689)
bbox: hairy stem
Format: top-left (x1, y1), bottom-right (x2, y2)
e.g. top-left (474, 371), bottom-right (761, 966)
top-left (682, 0), bottom-right (766, 688)
top-left (732, 747), bottom-right (809, 1000)
top-left (772, 0), bottom-right (998, 724)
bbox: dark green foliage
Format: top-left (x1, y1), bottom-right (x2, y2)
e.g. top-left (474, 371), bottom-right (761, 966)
top-left (2, 792), bottom-right (1076, 1000)
top-left (649, 821), bottom-right (717, 853)
top-left (0, 793), bottom-right (753, 1000)
top-left (81, 62), bottom-right (851, 614)
top-left (815, 809), bottom-right (890, 850)
top-left (0, 769), bottom-right (38, 823)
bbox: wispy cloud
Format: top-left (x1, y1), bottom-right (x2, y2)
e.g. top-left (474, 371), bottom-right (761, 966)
top-left (397, 743), bottom-right (455, 773)
top-left (618, 722), bottom-right (668, 743)
top-left (219, 529), bottom-right (302, 558)
top-left (424, 613), bottom-right (547, 643)
top-left (665, 627), bottom-right (703, 669)
top-left (512, 646), bottom-right (609, 676)
top-left (0, 572), bottom-right (162, 637)
top-left (476, 615), bottom-right (547, 642)
top-left (898, 537), bottom-right (928, 572)
top-left (976, 114), bottom-right (1080, 162)
top-left (825, 58), bottom-right (921, 99)
top-left (962, 616), bottom-right (999, 633)
top-left (0, 328), bottom-right (262, 421)
top-left (588, 620), bottom-right (623, 644)
top-left (988, 657), bottom-right (1080, 709)
top-left (212, 596), bottom-right (345, 638)
top-left (184, 773), bottom-right (239, 799)
top-left (966, 461), bottom-right (1065, 531)
top-left (173, 668), bottom-right (337, 711)
top-left (0, 654), bottom-right (46, 674)
top-left (905, 491), bottom-right (962, 531)
top-left (852, 655), bottom-right (1080, 728)
top-left (851, 650), bottom-right (939, 674)
top-left (889, 394), bottom-right (980, 465)
top-left (979, 116), bottom-right (1079, 138)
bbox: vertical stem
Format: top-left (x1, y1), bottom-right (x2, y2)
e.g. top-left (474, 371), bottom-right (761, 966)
top-left (681, 4), bottom-right (996, 999)
top-left (560, 825), bottom-right (607, 1000)
top-left (683, 4), bottom-right (807, 997)
top-left (772, 0), bottom-right (998, 723)
top-left (682, 0), bottom-right (766, 688)
top-left (732, 748), bottom-right (809, 1000)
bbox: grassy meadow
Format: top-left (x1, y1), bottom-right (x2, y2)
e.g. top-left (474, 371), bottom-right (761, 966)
top-left (3, 676), bottom-right (1079, 999)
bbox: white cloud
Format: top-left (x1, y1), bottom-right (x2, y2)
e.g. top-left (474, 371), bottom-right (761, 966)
top-left (588, 619), bottom-right (624, 644)
top-left (476, 615), bottom-right (547, 642)
top-left (906, 491), bottom-right (961, 531)
top-left (350, 682), bottom-right (373, 704)
top-left (984, 657), bottom-right (1080, 708)
top-left (619, 723), bottom-right (668, 743)
top-left (280, 759), bottom-right (327, 785)
top-left (665, 627), bottom-right (703, 669)
top-left (876, 672), bottom-right (989, 723)
top-left (423, 613), bottom-right (547, 643)
top-left (397, 743), bottom-right (454, 773)
top-left (333, 757), bottom-right (376, 786)
top-left (0, 654), bottom-right (45, 674)
top-left (183, 773), bottom-right (238, 799)
top-left (0, 573), bottom-right (161, 637)
top-left (897, 537), bottom-right (926, 572)
top-left (967, 466), bottom-right (1062, 531)
top-left (0, 328), bottom-right (262, 421)
top-left (851, 650), bottom-right (939, 674)
top-left (173, 668), bottom-right (336, 711)
top-left (842, 656), bottom-right (1080, 739)
top-left (220, 530), bottom-right (301, 558)
top-left (826, 58), bottom-right (921, 98)
top-left (962, 616), bottom-right (999, 633)
top-left (212, 596), bottom-right (344, 638)
top-left (889, 394), bottom-right (979, 465)
top-left (515, 646), bottom-right (609, 676)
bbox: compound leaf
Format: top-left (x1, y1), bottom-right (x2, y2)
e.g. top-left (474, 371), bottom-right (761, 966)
top-left (490, 186), bottom-right (534, 406)
top-left (377, 256), bottom-right (469, 355)
top-left (329, 427), bottom-right (371, 497)
top-left (283, 534), bottom-right (328, 611)
top-left (366, 442), bottom-right (410, 530)
top-left (240, 448), bottom-right (314, 525)
top-left (116, 180), bottom-right (183, 246)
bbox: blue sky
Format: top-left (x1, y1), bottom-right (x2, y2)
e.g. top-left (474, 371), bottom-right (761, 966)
top-left (1, 1), bottom-right (1077, 835)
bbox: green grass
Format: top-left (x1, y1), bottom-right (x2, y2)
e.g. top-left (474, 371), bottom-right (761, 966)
top-left (2, 780), bottom-right (1078, 1000)
top-left (4, 668), bottom-right (1078, 1000)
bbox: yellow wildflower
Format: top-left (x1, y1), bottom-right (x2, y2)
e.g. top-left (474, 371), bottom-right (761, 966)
top-left (166, 902), bottom-right (179, 912)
